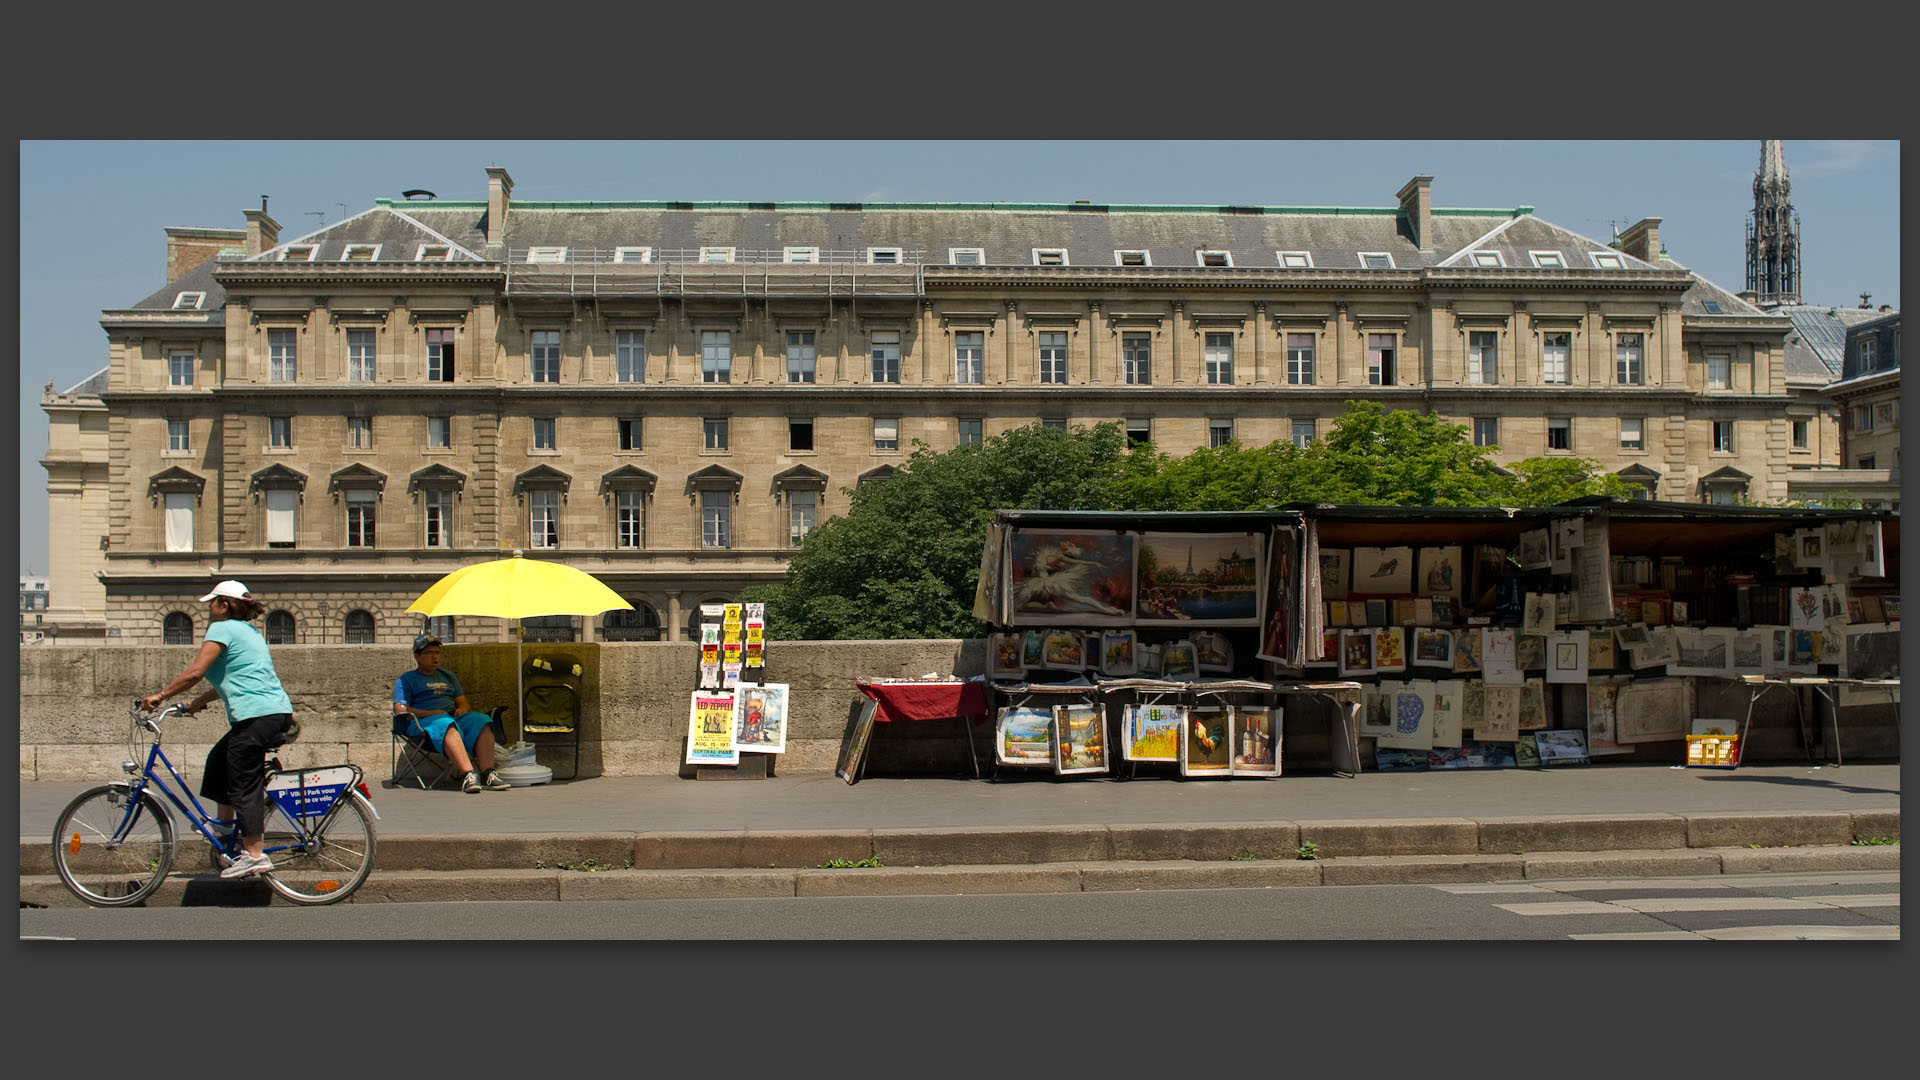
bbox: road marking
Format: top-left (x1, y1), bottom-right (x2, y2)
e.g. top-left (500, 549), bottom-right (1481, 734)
top-left (1611, 896), bottom-right (1830, 914)
top-left (1497, 901), bottom-right (1623, 916)
top-left (1787, 893), bottom-right (1901, 908)
top-left (1533, 872), bottom-right (1900, 891)
top-left (1430, 884), bottom-right (1557, 895)
top-left (1569, 931), bottom-right (1704, 940)
top-left (1574, 925), bottom-right (1899, 942)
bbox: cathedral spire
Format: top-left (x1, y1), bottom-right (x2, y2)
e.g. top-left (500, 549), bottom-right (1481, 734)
top-left (1746, 140), bottom-right (1801, 307)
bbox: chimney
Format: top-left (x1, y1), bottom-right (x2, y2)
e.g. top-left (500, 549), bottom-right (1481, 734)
top-left (163, 226), bottom-right (246, 280)
top-left (243, 208), bottom-right (281, 257)
top-left (1615, 217), bottom-right (1662, 264)
top-left (1396, 175), bottom-right (1434, 252)
top-left (486, 166), bottom-right (515, 246)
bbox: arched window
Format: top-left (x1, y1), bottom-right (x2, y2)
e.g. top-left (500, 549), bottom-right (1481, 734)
top-left (683, 602), bottom-right (731, 642)
top-left (602, 604), bottom-right (661, 641)
top-left (265, 610), bottom-right (297, 644)
top-left (522, 614), bottom-right (577, 643)
top-left (424, 615), bottom-right (456, 642)
top-left (163, 612), bottom-right (194, 645)
top-left (344, 609), bottom-right (376, 644)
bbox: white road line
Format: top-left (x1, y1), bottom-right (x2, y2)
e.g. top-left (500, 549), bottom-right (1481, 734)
top-left (1569, 931), bottom-right (1704, 940)
top-left (1497, 901), bottom-right (1624, 916)
top-left (1611, 896), bottom-right (1831, 914)
top-left (1535, 872), bottom-right (1901, 891)
top-left (1787, 893), bottom-right (1901, 908)
top-left (1430, 884), bottom-right (1558, 895)
top-left (1573, 925), bottom-right (1902, 941)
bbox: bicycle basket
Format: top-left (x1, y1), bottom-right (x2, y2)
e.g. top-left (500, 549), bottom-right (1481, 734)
top-left (264, 764), bottom-right (361, 822)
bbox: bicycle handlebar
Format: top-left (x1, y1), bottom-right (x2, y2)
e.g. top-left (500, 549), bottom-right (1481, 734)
top-left (131, 702), bottom-right (190, 731)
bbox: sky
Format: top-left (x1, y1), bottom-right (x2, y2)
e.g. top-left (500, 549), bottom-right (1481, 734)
top-left (14, 139), bottom-right (1901, 576)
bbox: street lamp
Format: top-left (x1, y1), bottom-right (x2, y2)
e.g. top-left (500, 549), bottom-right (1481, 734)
top-left (316, 600), bottom-right (329, 645)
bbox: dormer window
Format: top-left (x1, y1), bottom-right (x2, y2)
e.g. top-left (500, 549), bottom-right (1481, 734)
top-left (1114, 250), bottom-right (1150, 266)
top-left (782, 246), bottom-right (819, 263)
top-left (341, 244), bottom-right (381, 261)
top-left (1359, 252), bottom-right (1394, 269)
top-left (948, 247), bottom-right (984, 264)
top-left (866, 247), bottom-right (902, 264)
top-left (171, 291), bottom-right (206, 310)
top-left (1470, 251), bottom-right (1505, 268)
top-left (1197, 250), bottom-right (1232, 267)
top-left (279, 245), bottom-right (317, 262)
top-left (1033, 248), bottom-right (1068, 266)
top-left (1590, 252), bottom-right (1625, 269)
top-left (1702, 300), bottom-right (1723, 315)
top-left (526, 246), bottom-right (568, 264)
top-left (415, 244), bottom-right (452, 261)
top-left (1276, 251), bottom-right (1313, 268)
top-left (614, 246), bottom-right (653, 263)
top-left (1529, 250), bottom-right (1566, 268)
top-left (699, 247), bottom-right (735, 264)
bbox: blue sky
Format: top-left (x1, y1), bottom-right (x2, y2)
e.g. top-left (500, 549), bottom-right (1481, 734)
top-left (15, 139), bottom-right (1900, 575)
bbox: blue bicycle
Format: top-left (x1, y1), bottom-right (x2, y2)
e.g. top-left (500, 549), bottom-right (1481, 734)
top-left (51, 703), bottom-right (379, 907)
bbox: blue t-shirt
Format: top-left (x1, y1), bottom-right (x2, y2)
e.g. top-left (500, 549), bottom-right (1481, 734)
top-left (395, 668), bottom-right (465, 716)
top-left (204, 619), bottom-right (294, 723)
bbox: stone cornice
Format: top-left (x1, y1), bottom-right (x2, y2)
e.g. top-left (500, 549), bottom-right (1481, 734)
top-left (214, 263), bottom-right (504, 288)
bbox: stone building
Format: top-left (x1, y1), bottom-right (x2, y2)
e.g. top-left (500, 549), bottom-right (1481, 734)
top-left (1793, 310), bottom-right (1901, 508)
top-left (51, 165), bottom-right (1821, 645)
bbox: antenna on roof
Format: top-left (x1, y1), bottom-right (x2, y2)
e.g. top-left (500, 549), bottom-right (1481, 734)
top-left (307, 210), bottom-right (326, 228)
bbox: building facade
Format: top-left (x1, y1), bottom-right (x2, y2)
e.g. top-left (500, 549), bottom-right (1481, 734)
top-left (1794, 311), bottom-right (1901, 508)
top-left (52, 166), bottom-right (1822, 645)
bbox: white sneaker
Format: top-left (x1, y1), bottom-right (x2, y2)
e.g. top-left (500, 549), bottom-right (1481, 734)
top-left (220, 851), bottom-right (274, 879)
top-left (462, 770), bottom-right (483, 794)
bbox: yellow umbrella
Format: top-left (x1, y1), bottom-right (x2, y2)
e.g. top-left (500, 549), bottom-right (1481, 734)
top-left (405, 552), bottom-right (632, 748)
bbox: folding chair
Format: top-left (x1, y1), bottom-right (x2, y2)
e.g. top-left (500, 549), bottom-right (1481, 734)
top-left (391, 706), bottom-right (510, 790)
top-left (522, 655), bottom-right (581, 780)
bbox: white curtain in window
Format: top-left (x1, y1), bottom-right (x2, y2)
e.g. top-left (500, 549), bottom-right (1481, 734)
top-left (164, 493), bottom-right (193, 552)
top-left (266, 489), bottom-right (296, 544)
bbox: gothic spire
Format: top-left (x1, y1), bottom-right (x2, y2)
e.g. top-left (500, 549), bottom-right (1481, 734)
top-left (1746, 140), bottom-right (1800, 307)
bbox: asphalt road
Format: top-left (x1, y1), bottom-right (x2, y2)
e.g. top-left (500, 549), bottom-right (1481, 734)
top-left (20, 869), bottom-right (1898, 941)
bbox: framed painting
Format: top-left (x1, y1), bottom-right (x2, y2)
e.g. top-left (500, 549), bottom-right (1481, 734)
top-left (1021, 629), bottom-right (1047, 668)
top-left (995, 706), bottom-right (1055, 766)
top-left (989, 633), bottom-right (1027, 679)
top-left (1183, 706), bottom-right (1235, 778)
top-left (731, 682), bottom-right (790, 754)
top-left (1137, 643), bottom-right (1164, 678)
top-left (1417, 545), bottom-right (1463, 599)
top-left (1230, 705), bottom-right (1281, 777)
top-left (1669, 626), bottom-right (1731, 678)
top-left (1375, 679), bottom-right (1434, 751)
top-left (1005, 528), bottom-right (1137, 626)
top-left (1587, 628), bottom-right (1618, 672)
top-left (1162, 639), bottom-right (1199, 679)
top-left (1351, 545), bottom-right (1414, 596)
top-left (1190, 630), bottom-right (1236, 674)
top-left (1544, 631), bottom-right (1588, 685)
top-left (1412, 627), bottom-right (1454, 668)
top-left (1319, 547), bottom-right (1352, 601)
top-left (1052, 702), bottom-right (1109, 776)
top-left (1122, 703), bottom-right (1184, 762)
top-left (1099, 629), bottom-right (1138, 677)
top-left (1339, 628), bottom-right (1376, 677)
top-left (1373, 626), bottom-right (1407, 673)
top-left (1041, 628), bottom-right (1088, 671)
top-left (1136, 532), bottom-right (1265, 626)
top-left (686, 690), bottom-right (740, 766)
top-left (1452, 627), bottom-right (1483, 673)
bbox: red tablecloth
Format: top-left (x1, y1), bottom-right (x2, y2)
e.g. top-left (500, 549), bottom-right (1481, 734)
top-left (856, 678), bottom-right (989, 723)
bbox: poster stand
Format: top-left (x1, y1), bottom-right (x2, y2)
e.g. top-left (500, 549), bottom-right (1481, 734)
top-left (692, 602), bottom-right (774, 780)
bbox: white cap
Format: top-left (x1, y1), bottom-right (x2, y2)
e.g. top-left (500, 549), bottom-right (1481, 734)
top-left (198, 579), bottom-right (253, 603)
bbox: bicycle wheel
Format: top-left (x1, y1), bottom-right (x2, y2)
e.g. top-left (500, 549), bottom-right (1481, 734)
top-left (263, 792), bottom-right (377, 905)
top-left (52, 785), bottom-right (176, 907)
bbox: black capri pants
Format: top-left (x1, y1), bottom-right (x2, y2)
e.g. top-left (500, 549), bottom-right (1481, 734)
top-left (200, 713), bottom-right (297, 835)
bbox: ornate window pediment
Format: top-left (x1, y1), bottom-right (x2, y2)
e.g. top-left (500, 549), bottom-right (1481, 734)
top-left (248, 462), bottom-right (308, 500)
top-left (147, 466), bottom-right (207, 505)
top-left (513, 464), bottom-right (572, 498)
top-left (857, 464), bottom-right (897, 487)
top-left (1700, 465), bottom-right (1751, 484)
top-left (771, 464), bottom-right (828, 503)
top-left (600, 465), bottom-right (658, 498)
top-left (685, 463), bottom-right (743, 502)
top-left (326, 462), bottom-right (388, 498)
top-left (1617, 464), bottom-right (1662, 483)
top-left (407, 463), bottom-right (467, 495)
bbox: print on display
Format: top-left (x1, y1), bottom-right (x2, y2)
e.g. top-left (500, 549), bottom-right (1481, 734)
top-left (1052, 703), bottom-right (1109, 776)
top-left (996, 706), bottom-right (1055, 766)
top-left (1005, 529), bottom-right (1136, 626)
top-left (1180, 706), bottom-right (1233, 776)
top-left (1123, 703), bottom-right (1185, 762)
top-left (1136, 532), bottom-right (1265, 625)
top-left (1231, 705), bottom-right (1281, 777)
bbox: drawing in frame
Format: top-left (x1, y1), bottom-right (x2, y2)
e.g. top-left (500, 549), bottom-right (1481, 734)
top-left (995, 705), bottom-right (1055, 767)
top-left (1190, 629), bottom-right (1236, 673)
top-left (1162, 639), bottom-right (1200, 679)
top-left (1004, 528), bottom-right (1137, 626)
top-left (686, 689), bottom-right (740, 766)
top-left (1452, 627), bottom-right (1482, 673)
top-left (1373, 626), bottom-right (1407, 673)
top-left (1230, 704), bottom-right (1281, 777)
top-left (1180, 705), bottom-right (1233, 777)
top-left (1669, 626), bottom-right (1731, 678)
top-left (1412, 627), bottom-right (1453, 668)
top-left (1042, 628), bottom-right (1088, 671)
top-left (1351, 545), bottom-right (1414, 596)
top-left (1339, 628), bottom-right (1376, 677)
top-left (1136, 531), bottom-right (1265, 626)
top-left (1417, 545), bottom-right (1463, 599)
top-left (1052, 702), bottom-right (1109, 776)
top-left (989, 633), bottom-right (1026, 679)
top-left (1614, 677), bottom-right (1691, 743)
top-left (1100, 629), bottom-right (1138, 677)
top-left (1123, 702), bottom-right (1184, 762)
top-left (731, 682), bottom-right (790, 754)
top-left (1544, 631), bottom-right (1588, 685)
top-left (1319, 547), bottom-right (1351, 601)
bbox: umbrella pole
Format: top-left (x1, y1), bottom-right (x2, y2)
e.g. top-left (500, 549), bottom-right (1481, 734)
top-left (515, 619), bottom-right (526, 749)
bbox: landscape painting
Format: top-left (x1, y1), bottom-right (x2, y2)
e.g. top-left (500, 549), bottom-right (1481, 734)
top-left (1005, 529), bottom-right (1136, 626)
top-left (1136, 532), bottom-right (1265, 625)
top-left (996, 706), bottom-right (1055, 766)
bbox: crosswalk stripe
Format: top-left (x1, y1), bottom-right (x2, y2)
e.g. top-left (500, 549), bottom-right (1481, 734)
top-left (1429, 884), bottom-right (1557, 895)
top-left (1498, 901), bottom-right (1624, 916)
top-left (1787, 893), bottom-right (1901, 907)
top-left (1529, 872), bottom-right (1900, 892)
top-left (1574, 926), bottom-right (1899, 941)
top-left (1610, 896), bottom-right (1829, 914)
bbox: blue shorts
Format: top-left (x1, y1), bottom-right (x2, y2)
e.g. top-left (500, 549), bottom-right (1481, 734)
top-left (411, 711), bottom-right (493, 755)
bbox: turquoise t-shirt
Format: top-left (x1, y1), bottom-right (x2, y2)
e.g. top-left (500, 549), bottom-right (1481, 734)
top-left (204, 619), bottom-right (294, 723)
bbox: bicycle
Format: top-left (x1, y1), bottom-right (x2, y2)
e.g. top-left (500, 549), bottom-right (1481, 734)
top-left (51, 703), bottom-right (380, 907)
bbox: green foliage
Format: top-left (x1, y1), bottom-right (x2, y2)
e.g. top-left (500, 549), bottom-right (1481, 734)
top-left (1294, 841), bottom-right (1320, 861)
top-left (1851, 836), bottom-right (1898, 846)
top-left (817, 857), bottom-right (883, 868)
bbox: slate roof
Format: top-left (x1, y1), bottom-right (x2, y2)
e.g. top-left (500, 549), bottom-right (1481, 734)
top-left (1769, 304), bottom-right (1891, 377)
top-left (59, 366), bottom-right (109, 396)
top-left (129, 254), bottom-right (227, 314)
top-left (249, 205), bottom-right (490, 263)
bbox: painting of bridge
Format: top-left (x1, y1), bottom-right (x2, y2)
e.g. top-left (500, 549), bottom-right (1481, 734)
top-left (1135, 532), bottom-right (1265, 626)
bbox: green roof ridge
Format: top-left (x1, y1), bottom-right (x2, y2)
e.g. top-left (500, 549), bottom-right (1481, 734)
top-left (377, 197), bottom-right (1532, 216)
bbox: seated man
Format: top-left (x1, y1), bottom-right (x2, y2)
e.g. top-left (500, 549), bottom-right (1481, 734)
top-left (395, 634), bottom-right (511, 793)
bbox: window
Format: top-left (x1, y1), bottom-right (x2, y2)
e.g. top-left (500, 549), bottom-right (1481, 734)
top-left (268, 416), bottom-right (292, 449)
top-left (1204, 332), bottom-right (1234, 385)
top-left (531, 330), bottom-right (561, 383)
top-left (1038, 331), bottom-right (1068, 384)
top-left (1705, 353), bottom-right (1730, 390)
top-left (1277, 251), bottom-right (1313, 268)
top-left (1713, 421), bottom-right (1736, 452)
top-left (701, 490), bottom-right (731, 548)
top-left (866, 247), bottom-right (902, 264)
top-left (265, 611), bottom-right (296, 644)
top-left (1702, 301), bottom-right (1723, 314)
top-left (1858, 455), bottom-right (1876, 470)
top-left (1541, 331), bottom-right (1570, 384)
top-left (1359, 252), bottom-right (1394, 269)
top-left (1529, 250), bottom-right (1565, 268)
top-left (699, 247), bottom-right (735, 264)
top-left (1125, 418), bottom-right (1152, 446)
top-left (616, 331), bottom-right (646, 383)
top-left (532, 417), bottom-right (556, 451)
top-left (873, 417), bottom-right (899, 452)
top-left (957, 418), bottom-right (983, 446)
top-left (167, 420), bottom-right (190, 453)
top-left (265, 489), bottom-right (296, 547)
top-left (1470, 251), bottom-right (1505, 268)
top-left (618, 418), bottom-right (643, 451)
top-left (1791, 419), bottom-right (1810, 450)
top-left (1467, 331), bottom-right (1498, 385)
top-left (1197, 250), bottom-right (1232, 267)
top-left (948, 248), bottom-right (984, 264)
top-left (789, 490), bottom-right (818, 545)
top-left (1616, 333), bottom-right (1645, 385)
top-left (616, 491), bottom-right (645, 548)
top-left (1473, 418), bottom-right (1498, 447)
top-left (1591, 252), bottom-right (1625, 269)
top-left (426, 328), bottom-right (455, 382)
top-left (1366, 333), bottom-right (1396, 385)
top-left (1122, 332), bottom-right (1152, 385)
top-left (782, 247), bottom-right (817, 264)
top-left (416, 244), bottom-right (452, 261)
top-left (345, 490), bottom-right (376, 548)
top-left (870, 331), bottom-right (900, 384)
top-left (427, 416), bottom-right (451, 449)
top-left (1114, 250), bottom-right (1150, 266)
top-left (1291, 420), bottom-right (1316, 448)
top-left (342, 244), bottom-right (380, 262)
top-left (423, 489), bottom-right (452, 548)
top-left (172, 291), bottom-right (205, 310)
top-left (1285, 333), bottom-right (1315, 385)
top-left (1859, 339), bottom-right (1879, 371)
top-left (1042, 419), bottom-right (1068, 433)
top-left (954, 331), bottom-right (984, 385)
top-left (1620, 417), bottom-right (1644, 451)
top-left (788, 418), bottom-right (813, 452)
top-left (786, 331), bottom-right (817, 383)
top-left (163, 612), bottom-right (194, 645)
top-left (344, 610), bottom-right (375, 644)
top-left (268, 329), bottom-right (297, 382)
top-left (1852, 406), bottom-right (1874, 432)
top-left (529, 490), bottom-right (559, 548)
top-left (703, 418), bottom-right (729, 452)
top-left (526, 246), bottom-right (567, 263)
top-left (169, 352), bottom-right (194, 387)
top-left (1032, 248), bottom-right (1068, 266)
top-left (1209, 419), bottom-right (1235, 448)
top-left (1547, 417), bottom-right (1571, 451)
top-left (702, 331), bottom-right (732, 384)
top-left (347, 329), bottom-right (376, 382)
top-left (347, 416), bottom-right (372, 449)
top-left (163, 492), bottom-right (193, 553)
top-left (279, 245), bottom-right (317, 262)
top-left (614, 246), bottom-right (652, 263)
